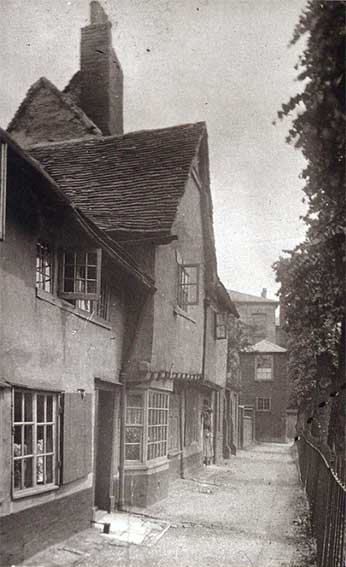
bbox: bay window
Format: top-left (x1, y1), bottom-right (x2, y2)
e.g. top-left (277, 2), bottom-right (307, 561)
top-left (125, 390), bottom-right (169, 463)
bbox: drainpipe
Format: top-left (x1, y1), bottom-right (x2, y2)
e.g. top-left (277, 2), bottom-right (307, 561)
top-left (201, 297), bottom-right (209, 377)
top-left (118, 368), bottom-right (126, 511)
top-left (179, 387), bottom-right (185, 478)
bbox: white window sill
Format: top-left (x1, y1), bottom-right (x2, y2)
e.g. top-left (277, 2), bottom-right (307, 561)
top-left (12, 484), bottom-right (59, 500)
top-left (173, 305), bottom-right (196, 324)
top-left (36, 288), bottom-right (112, 330)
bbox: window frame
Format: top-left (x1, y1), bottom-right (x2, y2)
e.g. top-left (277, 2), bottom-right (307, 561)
top-left (0, 142), bottom-right (7, 241)
top-left (147, 391), bottom-right (169, 461)
top-left (177, 263), bottom-right (200, 309)
top-left (36, 240), bottom-right (55, 294)
top-left (256, 397), bottom-right (272, 412)
top-left (125, 392), bottom-right (145, 462)
top-left (125, 390), bottom-right (169, 464)
top-left (255, 354), bottom-right (273, 382)
top-left (12, 389), bottom-right (60, 498)
top-left (59, 248), bottom-right (102, 302)
top-left (215, 312), bottom-right (227, 340)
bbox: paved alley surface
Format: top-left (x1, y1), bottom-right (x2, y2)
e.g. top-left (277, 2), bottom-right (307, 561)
top-left (20, 443), bottom-right (311, 567)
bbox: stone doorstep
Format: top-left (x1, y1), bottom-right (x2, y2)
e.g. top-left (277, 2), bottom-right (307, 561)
top-left (93, 510), bottom-right (170, 547)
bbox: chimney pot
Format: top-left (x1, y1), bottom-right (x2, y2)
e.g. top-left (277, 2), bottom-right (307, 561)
top-left (261, 288), bottom-right (267, 298)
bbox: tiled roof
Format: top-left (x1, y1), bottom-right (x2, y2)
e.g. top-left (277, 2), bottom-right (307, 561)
top-left (247, 339), bottom-right (287, 353)
top-left (29, 122), bottom-right (206, 235)
top-left (228, 289), bottom-right (279, 304)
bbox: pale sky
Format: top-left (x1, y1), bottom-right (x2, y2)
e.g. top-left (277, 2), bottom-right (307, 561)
top-left (0, 0), bottom-right (308, 300)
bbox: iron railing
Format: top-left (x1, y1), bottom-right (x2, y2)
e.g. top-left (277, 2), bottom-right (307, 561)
top-left (297, 433), bottom-right (346, 566)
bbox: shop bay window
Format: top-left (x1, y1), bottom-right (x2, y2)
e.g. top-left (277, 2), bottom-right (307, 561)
top-left (147, 392), bottom-right (169, 460)
top-left (125, 391), bottom-right (169, 462)
top-left (125, 393), bottom-right (144, 461)
top-left (13, 390), bottom-right (58, 493)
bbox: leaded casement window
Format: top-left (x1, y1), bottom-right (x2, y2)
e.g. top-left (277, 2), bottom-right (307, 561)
top-left (36, 241), bottom-right (54, 293)
top-left (256, 397), bottom-right (271, 412)
top-left (125, 390), bottom-right (169, 463)
top-left (147, 392), bottom-right (169, 460)
top-left (60, 249), bottom-right (101, 301)
top-left (125, 393), bottom-right (144, 461)
top-left (215, 312), bottom-right (227, 339)
top-left (13, 390), bottom-right (59, 494)
top-left (0, 142), bottom-right (7, 241)
top-left (255, 354), bottom-right (273, 381)
top-left (177, 264), bottom-right (199, 309)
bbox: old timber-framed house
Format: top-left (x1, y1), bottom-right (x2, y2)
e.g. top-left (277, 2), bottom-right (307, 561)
top-left (1, 1), bottom-right (238, 562)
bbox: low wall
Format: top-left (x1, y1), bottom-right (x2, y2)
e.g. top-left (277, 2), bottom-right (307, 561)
top-left (0, 488), bottom-right (92, 566)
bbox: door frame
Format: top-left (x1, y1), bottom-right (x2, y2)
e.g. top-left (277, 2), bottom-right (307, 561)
top-left (93, 378), bottom-right (122, 512)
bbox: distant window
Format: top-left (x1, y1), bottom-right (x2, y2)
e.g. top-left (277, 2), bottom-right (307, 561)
top-left (215, 312), bottom-right (227, 339)
top-left (256, 397), bottom-right (271, 412)
top-left (255, 355), bottom-right (273, 381)
top-left (0, 142), bottom-right (7, 240)
top-left (36, 241), bottom-right (54, 293)
top-left (251, 312), bottom-right (267, 342)
top-left (177, 264), bottom-right (199, 309)
top-left (13, 390), bottom-right (59, 495)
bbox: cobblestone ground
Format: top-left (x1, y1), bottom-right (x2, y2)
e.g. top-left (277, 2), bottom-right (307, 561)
top-left (20, 443), bottom-right (314, 567)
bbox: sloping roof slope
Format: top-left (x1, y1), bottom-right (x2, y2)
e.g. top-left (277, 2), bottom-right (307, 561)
top-left (228, 289), bottom-right (279, 304)
top-left (7, 77), bottom-right (101, 146)
top-left (248, 339), bottom-right (287, 353)
top-left (29, 122), bottom-right (205, 236)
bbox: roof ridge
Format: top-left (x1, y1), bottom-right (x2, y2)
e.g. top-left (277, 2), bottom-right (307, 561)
top-left (7, 76), bottom-right (102, 136)
top-left (27, 121), bottom-right (207, 151)
top-left (228, 289), bottom-right (279, 303)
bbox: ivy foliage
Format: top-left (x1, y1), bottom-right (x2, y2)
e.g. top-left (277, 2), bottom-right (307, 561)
top-left (273, 1), bottom-right (345, 414)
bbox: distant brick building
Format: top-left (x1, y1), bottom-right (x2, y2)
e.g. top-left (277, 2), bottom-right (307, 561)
top-left (228, 289), bottom-right (278, 345)
top-left (229, 290), bottom-right (288, 443)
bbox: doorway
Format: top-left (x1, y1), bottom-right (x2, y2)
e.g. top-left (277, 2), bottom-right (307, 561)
top-left (94, 386), bottom-right (116, 511)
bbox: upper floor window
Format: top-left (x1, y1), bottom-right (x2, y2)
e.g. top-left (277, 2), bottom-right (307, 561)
top-left (177, 264), bottom-right (199, 309)
top-left (36, 241), bottom-right (54, 293)
top-left (215, 312), bottom-right (227, 339)
top-left (0, 142), bottom-right (7, 241)
top-left (60, 249), bottom-right (101, 301)
top-left (13, 389), bottom-right (59, 495)
top-left (74, 277), bottom-right (111, 321)
top-left (255, 354), bottom-right (273, 381)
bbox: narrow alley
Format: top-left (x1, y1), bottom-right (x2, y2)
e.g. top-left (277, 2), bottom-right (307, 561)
top-left (21, 443), bottom-right (312, 567)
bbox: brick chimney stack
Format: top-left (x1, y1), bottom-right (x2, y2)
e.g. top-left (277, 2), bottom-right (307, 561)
top-left (80, 1), bottom-right (123, 136)
top-left (261, 288), bottom-right (267, 298)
